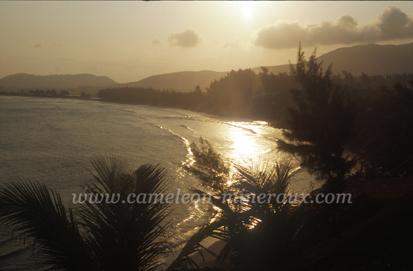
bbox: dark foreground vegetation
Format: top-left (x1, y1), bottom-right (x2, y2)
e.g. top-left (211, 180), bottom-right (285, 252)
top-left (1, 48), bottom-right (413, 270)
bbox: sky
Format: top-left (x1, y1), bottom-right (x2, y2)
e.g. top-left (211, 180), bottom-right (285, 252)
top-left (1, 1), bottom-right (413, 82)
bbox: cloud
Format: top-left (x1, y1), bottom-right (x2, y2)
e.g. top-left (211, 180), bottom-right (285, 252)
top-left (168, 30), bottom-right (200, 48)
top-left (255, 7), bottom-right (413, 49)
top-left (379, 7), bottom-right (413, 39)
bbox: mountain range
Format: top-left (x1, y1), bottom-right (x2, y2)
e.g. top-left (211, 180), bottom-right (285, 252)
top-left (259, 42), bottom-right (413, 76)
top-left (119, 70), bottom-right (227, 91)
top-left (1, 42), bottom-right (413, 92)
top-left (0, 73), bottom-right (116, 90)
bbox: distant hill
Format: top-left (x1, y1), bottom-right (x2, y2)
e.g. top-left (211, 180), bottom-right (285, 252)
top-left (0, 73), bottom-right (117, 90)
top-left (123, 43), bottom-right (413, 92)
top-left (2, 43), bottom-right (413, 93)
top-left (257, 42), bottom-right (413, 75)
top-left (121, 70), bottom-right (227, 92)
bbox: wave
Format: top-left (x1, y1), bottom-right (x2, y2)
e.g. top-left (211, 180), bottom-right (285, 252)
top-left (180, 124), bottom-right (196, 133)
top-left (224, 121), bottom-right (259, 135)
top-left (152, 124), bottom-right (195, 175)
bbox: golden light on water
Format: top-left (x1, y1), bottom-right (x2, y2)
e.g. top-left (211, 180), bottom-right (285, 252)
top-left (230, 129), bottom-right (258, 161)
top-left (227, 123), bottom-right (263, 163)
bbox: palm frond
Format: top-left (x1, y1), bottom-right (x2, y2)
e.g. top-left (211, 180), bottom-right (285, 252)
top-left (80, 159), bottom-right (170, 271)
top-left (176, 138), bottom-right (300, 270)
top-left (167, 216), bottom-right (231, 271)
top-left (0, 180), bottom-right (94, 271)
top-left (235, 161), bottom-right (298, 213)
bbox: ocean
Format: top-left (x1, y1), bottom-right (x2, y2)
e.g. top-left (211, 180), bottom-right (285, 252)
top-left (0, 95), bottom-right (315, 268)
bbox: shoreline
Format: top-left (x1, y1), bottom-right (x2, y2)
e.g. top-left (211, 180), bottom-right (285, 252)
top-left (0, 92), bottom-right (280, 127)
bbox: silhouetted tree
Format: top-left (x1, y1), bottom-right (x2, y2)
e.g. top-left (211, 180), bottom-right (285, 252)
top-left (278, 47), bottom-right (355, 191)
top-left (59, 90), bottom-right (70, 97)
top-left (194, 85), bottom-right (202, 94)
top-left (352, 78), bottom-right (413, 177)
top-left (207, 69), bottom-right (258, 116)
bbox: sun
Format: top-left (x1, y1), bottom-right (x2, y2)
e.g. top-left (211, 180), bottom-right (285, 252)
top-left (240, 1), bottom-right (254, 22)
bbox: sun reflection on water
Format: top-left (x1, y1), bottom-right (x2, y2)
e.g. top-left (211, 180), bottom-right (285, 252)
top-left (227, 122), bottom-right (265, 164)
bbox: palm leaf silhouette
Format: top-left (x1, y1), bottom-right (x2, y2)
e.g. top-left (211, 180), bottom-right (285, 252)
top-left (81, 157), bottom-right (170, 271)
top-left (0, 157), bottom-right (170, 271)
top-left (168, 139), bottom-right (298, 270)
top-left (0, 180), bottom-right (94, 270)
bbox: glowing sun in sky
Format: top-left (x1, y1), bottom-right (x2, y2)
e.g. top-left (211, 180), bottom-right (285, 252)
top-left (239, 1), bottom-right (255, 22)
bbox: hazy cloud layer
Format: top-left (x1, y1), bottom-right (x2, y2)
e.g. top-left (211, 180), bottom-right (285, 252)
top-left (255, 7), bottom-right (413, 49)
top-left (224, 42), bottom-right (240, 49)
top-left (168, 30), bottom-right (200, 48)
